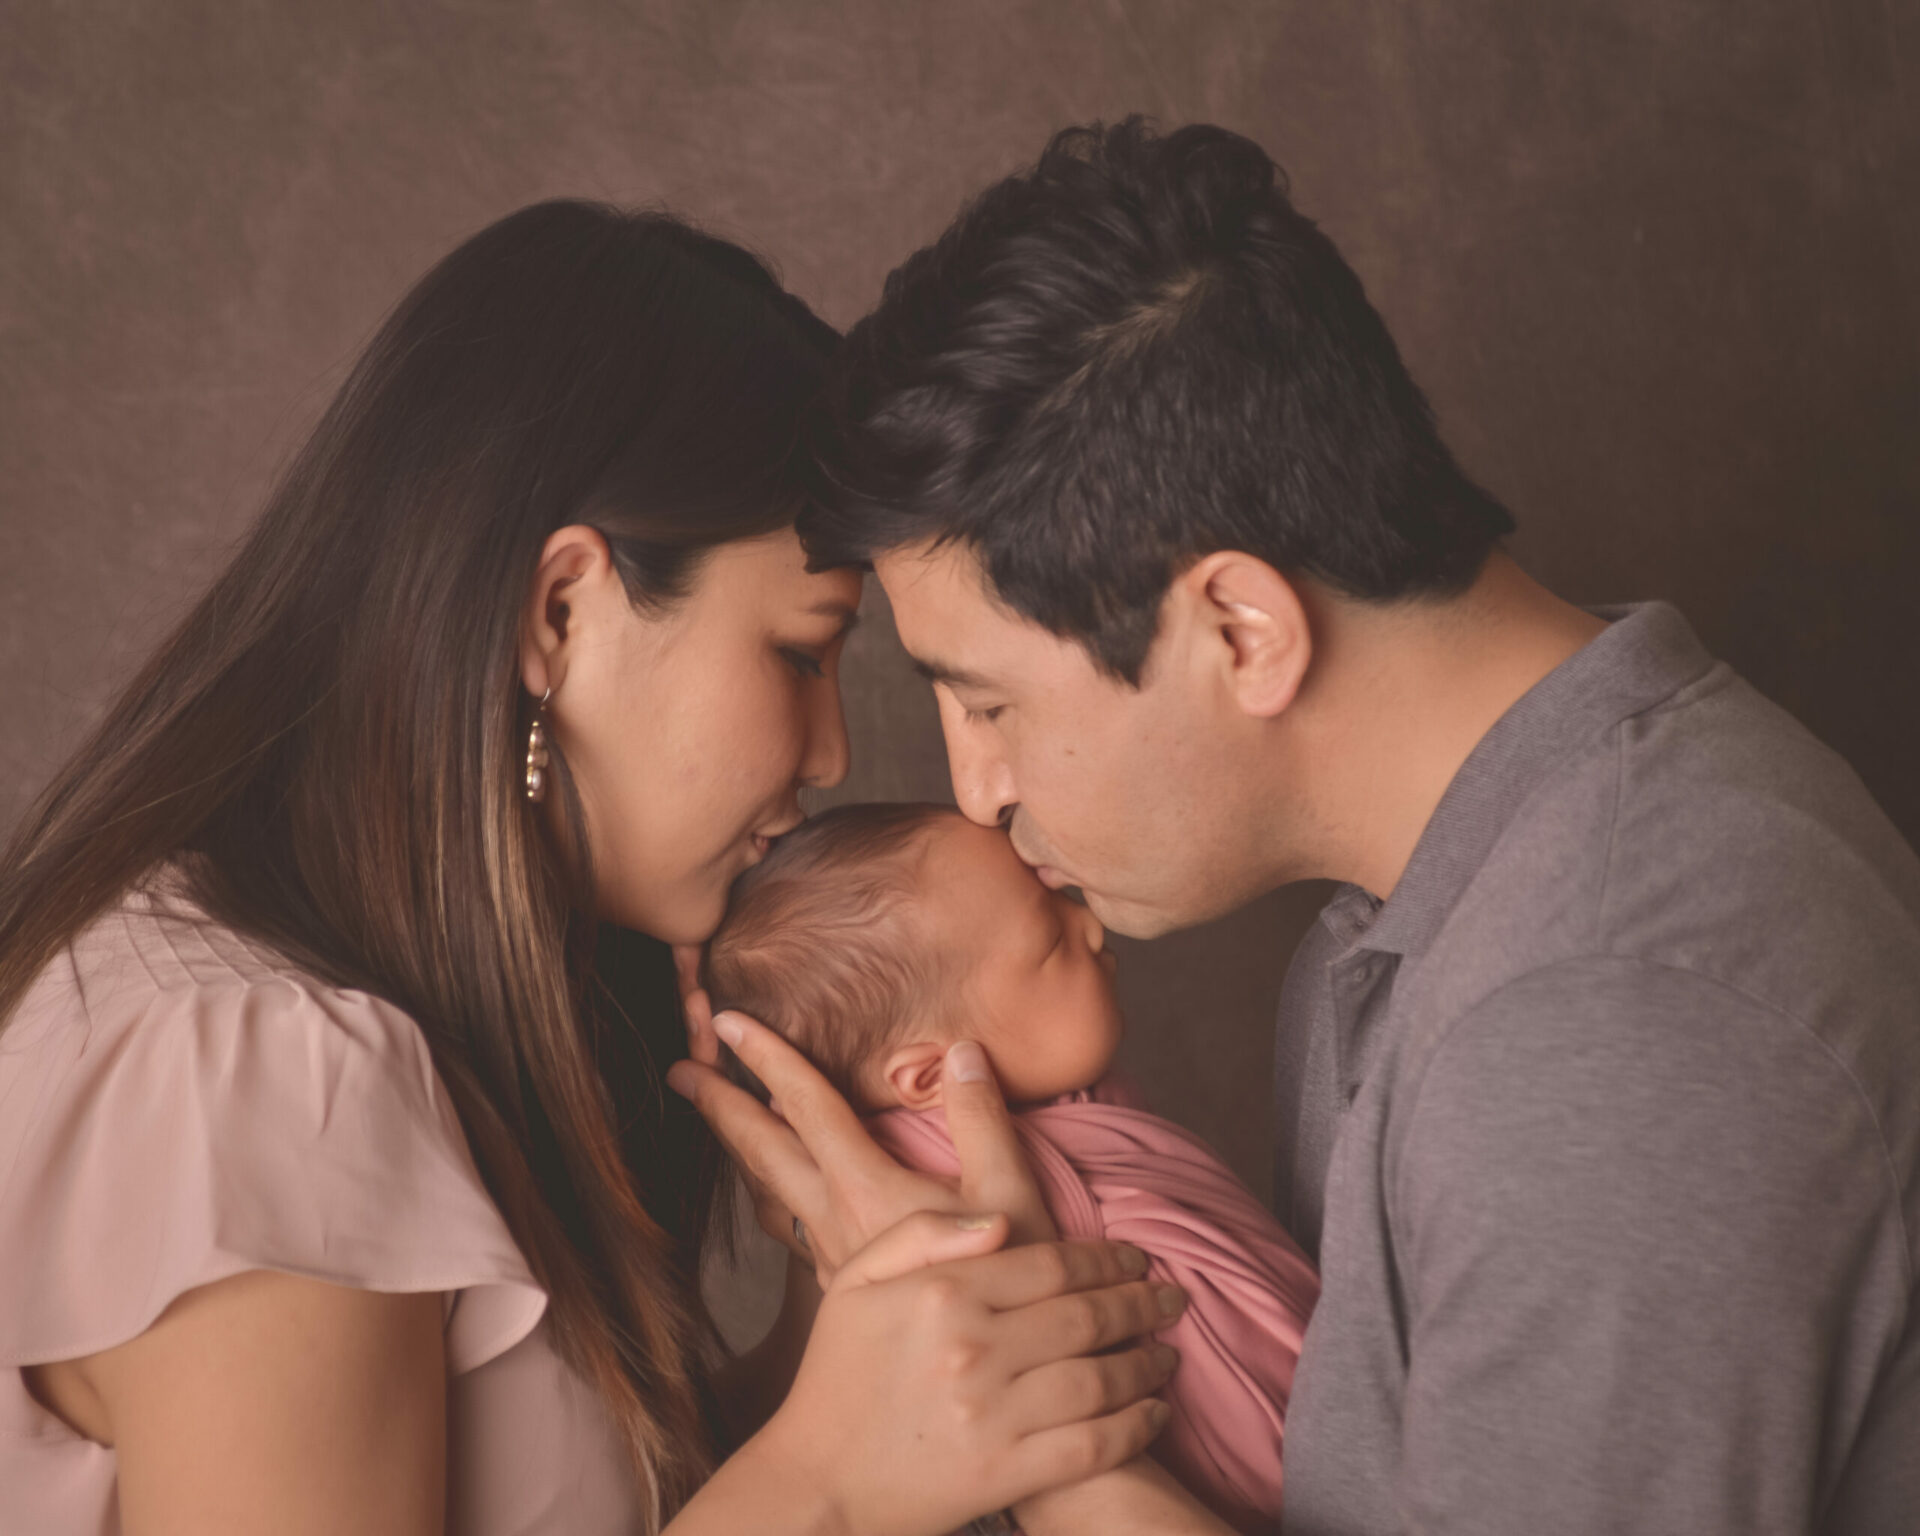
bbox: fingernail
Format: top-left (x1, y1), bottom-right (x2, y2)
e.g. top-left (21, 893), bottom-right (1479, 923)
top-left (665, 1063), bottom-right (695, 1099)
top-left (714, 1014), bottom-right (745, 1049)
top-left (955, 1214), bottom-right (997, 1231)
top-left (946, 1040), bottom-right (991, 1083)
top-left (1149, 1400), bottom-right (1171, 1430)
top-left (1155, 1285), bottom-right (1185, 1319)
top-left (1118, 1244), bottom-right (1149, 1277)
top-left (1153, 1343), bottom-right (1179, 1373)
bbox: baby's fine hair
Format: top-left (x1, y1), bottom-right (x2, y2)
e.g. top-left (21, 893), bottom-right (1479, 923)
top-left (704, 801), bottom-right (961, 1102)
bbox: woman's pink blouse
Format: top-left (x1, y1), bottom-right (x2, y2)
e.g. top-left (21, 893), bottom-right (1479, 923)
top-left (0, 884), bottom-right (643, 1533)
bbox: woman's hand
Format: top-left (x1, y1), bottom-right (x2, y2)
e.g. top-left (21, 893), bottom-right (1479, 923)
top-left (720, 1211), bottom-right (1183, 1536)
top-left (671, 945), bottom-right (1056, 1284)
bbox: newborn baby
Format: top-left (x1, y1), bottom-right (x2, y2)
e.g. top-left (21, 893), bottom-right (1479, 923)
top-left (705, 802), bottom-right (1319, 1536)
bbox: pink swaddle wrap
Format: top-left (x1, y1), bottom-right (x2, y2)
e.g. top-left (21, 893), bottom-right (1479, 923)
top-left (867, 1078), bottom-right (1319, 1535)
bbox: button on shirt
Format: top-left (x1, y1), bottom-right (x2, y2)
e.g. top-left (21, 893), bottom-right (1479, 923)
top-left (1270, 602), bottom-right (1920, 1536)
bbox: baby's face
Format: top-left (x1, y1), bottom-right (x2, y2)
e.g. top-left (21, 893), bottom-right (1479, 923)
top-left (914, 817), bottom-right (1125, 1103)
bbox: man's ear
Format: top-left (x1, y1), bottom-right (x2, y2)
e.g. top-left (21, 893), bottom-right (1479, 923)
top-left (880, 1038), bottom-right (952, 1110)
top-left (520, 523), bottom-right (620, 700)
top-left (1174, 550), bottom-right (1312, 719)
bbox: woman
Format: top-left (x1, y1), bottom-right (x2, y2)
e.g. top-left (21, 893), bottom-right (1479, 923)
top-left (0, 202), bottom-right (1178, 1534)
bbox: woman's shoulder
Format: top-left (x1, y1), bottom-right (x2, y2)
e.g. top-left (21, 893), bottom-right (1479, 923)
top-left (33, 874), bottom-right (428, 1061)
top-left (0, 876), bottom-right (544, 1376)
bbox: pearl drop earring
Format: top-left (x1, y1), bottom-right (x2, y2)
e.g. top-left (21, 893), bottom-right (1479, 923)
top-left (525, 688), bottom-right (552, 802)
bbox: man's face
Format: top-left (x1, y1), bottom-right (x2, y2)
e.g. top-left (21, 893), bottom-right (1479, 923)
top-left (875, 539), bottom-right (1282, 939)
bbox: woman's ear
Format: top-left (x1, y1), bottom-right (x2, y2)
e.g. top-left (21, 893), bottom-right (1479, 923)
top-left (880, 1038), bottom-right (953, 1110)
top-left (520, 523), bottom-right (620, 700)
top-left (1174, 550), bottom-right (1313, 719)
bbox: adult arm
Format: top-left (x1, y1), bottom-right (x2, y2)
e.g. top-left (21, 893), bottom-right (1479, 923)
top-left (1015, 1458), bottom-right (1238, 1536)
top-left (1390, 958), bottom-right (1908, 1534)
top-left (28, 1270), bottom-right (446, 1536)
top-left (707, 1249), bottom-right (821, 1448)
top-left (669, 1213), bottom-right (1179, 1536)
top-left (39, 1220), bottom-right (1176, 1536)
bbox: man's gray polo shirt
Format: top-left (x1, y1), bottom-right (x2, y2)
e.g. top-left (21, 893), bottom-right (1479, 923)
top-left (1271, 602), bottom-right (1920, 1535)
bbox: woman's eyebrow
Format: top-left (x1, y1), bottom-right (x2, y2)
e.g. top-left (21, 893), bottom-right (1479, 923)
top-left (807, 600), bottom-right (862, 637)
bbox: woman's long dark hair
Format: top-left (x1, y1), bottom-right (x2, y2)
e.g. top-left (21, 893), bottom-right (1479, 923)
top-left (0, 201), bottom-right (836, 1523)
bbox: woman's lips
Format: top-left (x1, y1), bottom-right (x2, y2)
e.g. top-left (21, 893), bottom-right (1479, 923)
top-left (1034, 865), bottom-right (1073, 890)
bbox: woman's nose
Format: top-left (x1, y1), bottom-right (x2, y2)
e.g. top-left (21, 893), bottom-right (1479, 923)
top-left (799, 684), bottom-right (852, 789)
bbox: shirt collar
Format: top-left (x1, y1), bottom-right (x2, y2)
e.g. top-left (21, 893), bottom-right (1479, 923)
top-left (1353, 600), bottom-right (1719, 959)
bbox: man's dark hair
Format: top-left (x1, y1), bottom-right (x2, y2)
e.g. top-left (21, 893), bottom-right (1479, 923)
top-left (804, 116), bottom-right (1515, 683)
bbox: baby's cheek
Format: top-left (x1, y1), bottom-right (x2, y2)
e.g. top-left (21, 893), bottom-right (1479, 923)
top-left (1063, 991), bottom-right (1126, 1089)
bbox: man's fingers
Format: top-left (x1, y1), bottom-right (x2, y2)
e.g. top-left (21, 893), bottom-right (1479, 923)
top-left (667, 1058), bottom-right (828, 1226)
top-left (830, 1209), bottom-right (1011, 1291)
top-left (995, 1276), bottom-right (1187, 1375)
top-left (943, 1041), bottom-right (1056, 1242)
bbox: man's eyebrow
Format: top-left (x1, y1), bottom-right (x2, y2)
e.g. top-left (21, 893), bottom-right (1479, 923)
top-left (908, 654), bottom-right (994, 691)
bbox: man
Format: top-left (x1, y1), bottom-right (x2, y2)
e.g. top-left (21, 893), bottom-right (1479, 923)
top-left (681, 119), bottom-right (1920, 1533)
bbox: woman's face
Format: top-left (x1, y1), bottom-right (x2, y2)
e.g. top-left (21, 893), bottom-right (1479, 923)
top-left (528, 526), bottom-right (862, 944)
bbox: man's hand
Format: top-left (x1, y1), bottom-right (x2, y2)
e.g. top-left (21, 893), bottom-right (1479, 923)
top-left (671, 944), bottom-right (1056, 1283)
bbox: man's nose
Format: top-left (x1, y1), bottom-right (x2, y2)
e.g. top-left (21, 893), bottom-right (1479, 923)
top-left (938, 694), bottom-right (1016, 828)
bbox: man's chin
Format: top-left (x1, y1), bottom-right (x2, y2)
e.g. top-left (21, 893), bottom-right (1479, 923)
top-left (1083, 887), bottom-right (1183, 942)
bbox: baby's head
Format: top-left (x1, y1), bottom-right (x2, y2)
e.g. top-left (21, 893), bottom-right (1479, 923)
top-left (704, 803), bottom-right (1124, 1112)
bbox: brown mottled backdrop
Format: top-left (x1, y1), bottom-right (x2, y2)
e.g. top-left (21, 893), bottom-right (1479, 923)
top-left (5, 1), bottom-right (1916, 1339)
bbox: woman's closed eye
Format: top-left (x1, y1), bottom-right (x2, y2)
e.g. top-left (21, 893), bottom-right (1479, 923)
top-left (779, 646), bottom-right (826, 679)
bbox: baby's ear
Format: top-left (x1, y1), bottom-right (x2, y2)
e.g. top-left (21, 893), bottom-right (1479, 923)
top-left (881, 1039), bottom-right (952, 1110)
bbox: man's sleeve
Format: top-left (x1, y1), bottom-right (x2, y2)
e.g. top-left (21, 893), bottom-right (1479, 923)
top-left (1390, 955), bottom-right (1907, 1535)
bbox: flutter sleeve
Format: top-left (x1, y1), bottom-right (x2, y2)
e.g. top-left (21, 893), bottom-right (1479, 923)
top-left (0, 929), bottom-right (547, 1378)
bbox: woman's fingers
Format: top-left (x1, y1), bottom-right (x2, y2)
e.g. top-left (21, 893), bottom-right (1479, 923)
top-left (830, 1209), bottom-right (1011, 1290)
top-left (994, 1276), bottom-right (1187, 1375)
top-left (666, 1057), bottom-right (828, 1228)
top-left (1003, 1342), bottom-right (1179, 1437)
top-left (942, 1041), bottom-right (1058, 1244)
top-left (942, 1238), bottom-right (1154, 1311)
top-left (711, 1011), bottom-right (879, 1157)
top-left (671, 945), bottom-right (723, 1067)
top-left (671, 942), bottom-right (703, 1002)
top-left (1007, 1397), bottom-right (1174, 1502)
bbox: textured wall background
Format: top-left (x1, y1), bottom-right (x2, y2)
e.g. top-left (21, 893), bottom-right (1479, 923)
top-left (5, 1), bottom-right (1916, 1337)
